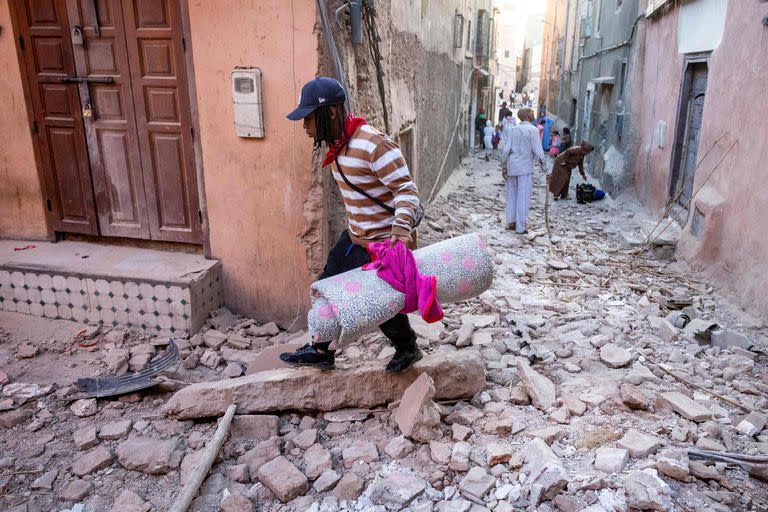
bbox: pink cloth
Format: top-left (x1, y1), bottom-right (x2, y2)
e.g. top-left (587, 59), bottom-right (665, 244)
top-left (363, 241), bottom-right (444, 323)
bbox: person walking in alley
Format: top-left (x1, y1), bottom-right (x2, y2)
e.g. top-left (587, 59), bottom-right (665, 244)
top-left (548, 141), bottom-right (595, 200)
top-left (475, 109), bottom-right (487, 148)
top-left (483, 120), bottom-right (495, 161)
top-left (549, 130), bottom-right (562, 158)
top-left (559, 127), bottom-right (573, 153)
top-left (500, 107), bottom-right (547, 234)
top-left (498, 101), bottom-right (511, 124)
top-left (280, 77), bottom-right (422, 373)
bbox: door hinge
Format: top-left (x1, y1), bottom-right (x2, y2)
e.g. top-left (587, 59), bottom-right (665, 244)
top-left (46, 199), bottom-right (52, 212)
top-left (182, 37), bottom-right (186, 52)
top-left (198, 210), bottom-right (202, 223)
top-left (32, 121), bottom-right (38, 135)
top-left (19, 36), bottom-right (25, 50)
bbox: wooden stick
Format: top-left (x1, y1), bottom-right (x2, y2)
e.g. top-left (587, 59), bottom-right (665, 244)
top-left (169, 404), bottom-right (237, 512)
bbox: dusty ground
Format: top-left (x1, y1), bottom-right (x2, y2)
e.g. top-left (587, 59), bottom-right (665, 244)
top-left (0, 150), bottom-right (766, 512)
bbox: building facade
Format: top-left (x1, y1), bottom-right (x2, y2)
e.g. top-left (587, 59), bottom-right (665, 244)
top-left (0, 0), bottom-right (497, 332)
top-left (539, 0), bottom-right (768, 317)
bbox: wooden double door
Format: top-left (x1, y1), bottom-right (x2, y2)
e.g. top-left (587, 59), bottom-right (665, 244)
top-left (16, 0), bottom-right (201, 243)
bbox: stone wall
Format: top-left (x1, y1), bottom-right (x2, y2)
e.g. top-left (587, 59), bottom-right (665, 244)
top-left (319, 0), bottom-right (473, 244)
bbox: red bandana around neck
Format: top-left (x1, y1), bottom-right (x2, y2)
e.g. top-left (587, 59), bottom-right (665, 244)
top-left (322, 114), bottom-right (367, 167)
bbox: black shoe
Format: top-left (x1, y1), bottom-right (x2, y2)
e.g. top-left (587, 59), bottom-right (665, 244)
top-left (279, 344), bottom-right (336, 371)
top-left (385, 348), bottom-right (424, 374)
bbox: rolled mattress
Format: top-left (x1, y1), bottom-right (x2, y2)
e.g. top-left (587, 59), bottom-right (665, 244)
top-left (309, 232), bottom-right (494, 349)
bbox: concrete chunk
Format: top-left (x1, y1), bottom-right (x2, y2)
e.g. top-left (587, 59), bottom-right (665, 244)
top-left (165, 350), bottom-right (485, 418)
top-left (256, 456), bottom-right (308, 502)
top-left (661, 391), bottom-right (712, 422)
top-left (522, 437), bottom-right (568, 500)
top-left (618, 429), bottom-right (661, 459)
top-left (516, 360), bottom-right (556, 411)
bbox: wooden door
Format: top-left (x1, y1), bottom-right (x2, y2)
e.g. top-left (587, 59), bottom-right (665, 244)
top-left (122, 0), bottom-right (201, 243)
top-left (16, 0), bottom-right (201, 243)
top-left (66, 0), bottom-right (151, 238)
top-left (675, 64), bottom-right (707, 211)
top-left (16, 0), bottom-right (99, 235)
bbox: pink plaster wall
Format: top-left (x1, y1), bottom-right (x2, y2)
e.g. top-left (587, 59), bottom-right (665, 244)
top-left (186, 0), bottom-right (320, 326)
top-left (0, 0), bottom-right (49, 240)
top-left (633, 2), bottom-right (768, 317)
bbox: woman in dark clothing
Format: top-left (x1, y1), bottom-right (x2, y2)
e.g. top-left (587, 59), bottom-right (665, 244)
top-left (559, 127), bottom-right (573, 153)
top-left (548, 141), bottom-right (594, 200)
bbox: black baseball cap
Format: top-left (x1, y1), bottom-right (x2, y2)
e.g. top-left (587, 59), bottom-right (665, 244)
top-left (286, 77), bottom-right (347, 121)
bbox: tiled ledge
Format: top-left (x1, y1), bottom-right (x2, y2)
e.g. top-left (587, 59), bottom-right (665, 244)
top-left (0, 241), bottom-right (222, 335)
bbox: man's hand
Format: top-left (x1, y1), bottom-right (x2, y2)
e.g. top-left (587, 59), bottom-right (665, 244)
top-left (389, 234), bottom-right (411, 248)
top-left (580, 172), bottom-right (587, 181)
top-left (502, 169), bottom-right (507, 180)
top-left (546, 175), bottom-right (551, 185)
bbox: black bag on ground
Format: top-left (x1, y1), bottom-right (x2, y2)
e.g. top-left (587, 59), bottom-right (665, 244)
top-left (576, 183), bottom-right (596, 204)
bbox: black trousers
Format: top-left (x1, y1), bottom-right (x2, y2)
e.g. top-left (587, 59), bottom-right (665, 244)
top-left (319, 230), bottom-right (416, 352)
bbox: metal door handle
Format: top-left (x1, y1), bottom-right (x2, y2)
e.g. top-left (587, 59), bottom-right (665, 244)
top-left (61, 76), bottom-right (114, 84)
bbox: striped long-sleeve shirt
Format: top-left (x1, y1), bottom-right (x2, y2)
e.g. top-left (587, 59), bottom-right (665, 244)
top-left (333, 124), bottom-right (420, 247)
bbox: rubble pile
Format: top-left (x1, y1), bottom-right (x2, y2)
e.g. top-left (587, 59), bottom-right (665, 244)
top-left (0, 156), bottom-right (766, 511)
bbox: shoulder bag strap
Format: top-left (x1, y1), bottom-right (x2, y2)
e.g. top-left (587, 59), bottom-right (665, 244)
top-left (334, 155), bottom-right (396, 215)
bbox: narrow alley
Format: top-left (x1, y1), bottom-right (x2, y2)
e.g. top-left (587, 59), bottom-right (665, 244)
top-left (0, 149), bottom-right (765, 512)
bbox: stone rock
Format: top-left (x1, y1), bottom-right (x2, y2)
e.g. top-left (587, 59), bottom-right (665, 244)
top-left (0, 407), bottom-right (35, 428)
top-left (458, 467), bottom-right (495, 500)
top-left (656, 457), bottom-right (692, 481)
top-left (110, 489), bottom-right (151, 512)
top-left (486, 443), bottom-right (513, 466)
top-left (409, 315), bottom-right (444, 341)
top-left (60, 478), bottom-right (91, 502)
top-left (372, 470), bottom-right (427, 507)
top-left (456, 322), bottom-right (474, 347)
top-left (16, 342), bottom-right (38, 359)
top-left (99, 420), bottom-right (132, 440)
top-left (31, 469), bottom-right (57, 490)
top-left (522, 438), bottom-right (568, 500)
top-left (293, 429), bottom-right (317, 450)
top-left (343, 441), bottom-right (379, 468)
top-left (73, 425), bottom-right (99, 450)
top-left (688, 461), bottom-right (720, 481)
top-left (332, 472), bottom-right (366, 501)
top-left (508, 383), bottom-right (531, 405)
top-left (549, 406), bottom-right (570, 424)
top-left (385, 435), bottom-right (416, 459)
top-left (661, 391), bottom-right (712, 422)
top-left (247, 321), bottom-right (280, 337)
top-left (695, 436), bottom-right (726, 451)
top-left (324, 421), bottom-right (350, 437)
top-left (203, 329), bottom-right (228, 349)
top-left (452, 423), bottom-right (472, 441)
top-left (256, 456), bottom-right (308, 502)
top-left (116, 437), bottom-right (181, 474)
top-left (238, 438), bottom-right (281, 477)
top-left (623, 469), bottom-right (672, 511)
top-left (104, 348), bottom-right (130, 374)
top-left (182, 352), bottom-right (199, 369)
top-left (200, 350), bottom-right (223, 369)
top-left (223, 362), bottom-right (243, 378)
top-left (430, 440), bottom-right (453, 464)
top-left (450, 442), bottom-right (471, 471)
top-left (394, 373), bottom-right (441, 442)
top-left (516, 360), bottom-right (556, 411)
top-left (166, 350), bottom-right (485, 418)
top-left (599, 344), bottom-right (632, 368)
top-left (471, 331), bottom-right (493, 346)
top-left (445, 405), bottom-right (484, 426)
top-left (231, 414), bottom-right (279, 442)
top-left (129, 353), bottom-right (152, 372)
top-left (618, 429), bottom-right (661, 459)
top-left (620, 383), bottom-right (649, 410)
top-left (324, 408), bottom-right (372, 422)
top-left (227, 334), bottom-right (251, 350)
top-left (560, 394), bottom-right (587, 416)
top-left (594, 447), bottom-right (628, 473)
top-left (72, 446), bottom-right (113, 476)
top-left (304, 447), bottom-right (332, 479)
top-left (228, 463), bottom-right (250, 483)
top-left (180, 450), bottom-right (205, 485)
top-left (221, 490), bottom-right (255, 512)
top-left (314, 469), bottom-right (342, 492)
top-left (529, 426), bottom-right (565, 445)
top-left (736, 411), bottom-right (767, 437)
top-left (70, 398), bottom-right (98, 417)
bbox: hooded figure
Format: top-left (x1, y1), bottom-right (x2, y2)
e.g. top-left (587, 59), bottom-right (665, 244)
top-left (548, 141), bottom-right (595, 200)
top-left (483, 120), bottom-right (495, 161)
top-left (501, 114), bottom-right (517, 149)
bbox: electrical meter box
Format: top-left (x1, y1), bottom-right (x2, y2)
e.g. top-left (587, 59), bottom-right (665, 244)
top-left (232, 67), bottom-right (264, 138)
